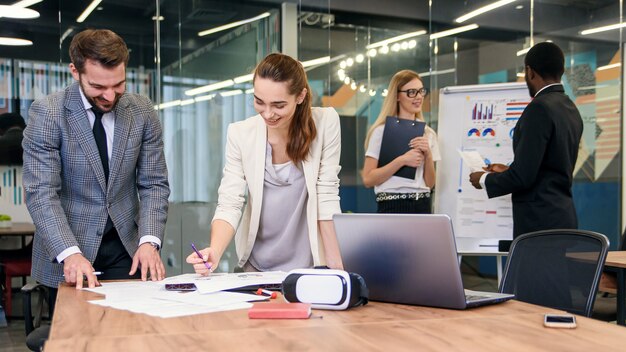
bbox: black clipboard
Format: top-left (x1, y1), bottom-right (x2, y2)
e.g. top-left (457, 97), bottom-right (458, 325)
top-left (378, 116), bottom-right (426, 179)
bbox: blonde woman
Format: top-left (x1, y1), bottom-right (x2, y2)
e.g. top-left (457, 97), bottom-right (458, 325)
top-left (362, 70), bottom-right (440, 213)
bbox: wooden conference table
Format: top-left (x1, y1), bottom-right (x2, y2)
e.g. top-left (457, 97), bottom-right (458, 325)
top-left (44, 283), bottom-right (626, 351)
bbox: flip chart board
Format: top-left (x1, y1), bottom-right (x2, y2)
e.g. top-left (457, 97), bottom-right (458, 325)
top-left (434, 82), bottom-right (530, 251)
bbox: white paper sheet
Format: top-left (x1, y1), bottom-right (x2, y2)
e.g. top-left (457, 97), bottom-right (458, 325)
top-left (153, 290), bottom-right (267, 307)
top-left (458, 150), bottom-right (488, 172)
top-left (88, 296), bottom-right (253, 318)
top-left (161, 271), bottom-right (287, 294)
top-left (83, 272), bottom-right (285, 318)
top-left (84, 281), bottom-right (162, 301)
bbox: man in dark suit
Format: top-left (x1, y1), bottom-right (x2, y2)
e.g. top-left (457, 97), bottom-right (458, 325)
top-left (469, 42), bottom-right (583, 238)
top-left (23, 28), bottom-right (170, 298)
top-left (469, 42), bottom-right (583, 311)
top-left (0, 112), bottom-right (26, 165)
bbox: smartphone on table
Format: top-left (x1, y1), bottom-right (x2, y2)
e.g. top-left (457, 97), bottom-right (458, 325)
top-left (165, 283), bottom-right (197, 291)
top-left (543, 314), bottom-right (577, 328)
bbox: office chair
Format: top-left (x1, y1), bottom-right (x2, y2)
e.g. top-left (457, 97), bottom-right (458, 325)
top-left (0, 241), bottom-right (33, 318)
top-left (592, 229), bottom-right (626, 321)
top-left (499, 229), bottom-right (609, 317)
top-left (22, 283), bottom-right (53, 351)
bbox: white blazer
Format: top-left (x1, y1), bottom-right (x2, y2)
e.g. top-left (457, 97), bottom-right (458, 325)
top-left (213, 107), bottom-right (342, 267)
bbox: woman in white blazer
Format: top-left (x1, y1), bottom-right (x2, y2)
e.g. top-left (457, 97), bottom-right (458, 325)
top-left (187, 53), bottom-right (344, 273)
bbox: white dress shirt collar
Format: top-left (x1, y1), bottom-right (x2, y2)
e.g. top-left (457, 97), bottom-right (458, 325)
top-left (534, 82), bottom-right (562, 97)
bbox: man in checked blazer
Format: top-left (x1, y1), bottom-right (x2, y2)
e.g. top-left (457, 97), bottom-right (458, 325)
top-left (22, 29), bottom-right (170, 301)
top-left (469, 42), bottom-right (583, 238)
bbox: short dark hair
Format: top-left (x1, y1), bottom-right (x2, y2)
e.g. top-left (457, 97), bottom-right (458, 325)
top-left (69, 29), bottom-right (129, 73)
top-left (0, 112), bottom-right (26, 132)
top-left (525, 42), bottom-right (565, 81)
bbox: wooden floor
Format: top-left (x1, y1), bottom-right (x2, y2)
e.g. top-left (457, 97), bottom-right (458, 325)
top-left (0, 320), bottom-right (29, 352)
top-left (0, 289), bottom-right (29, 352)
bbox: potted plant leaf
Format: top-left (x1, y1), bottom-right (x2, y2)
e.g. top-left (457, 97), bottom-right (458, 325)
top-left (0, 214), bottom-right (12, 228)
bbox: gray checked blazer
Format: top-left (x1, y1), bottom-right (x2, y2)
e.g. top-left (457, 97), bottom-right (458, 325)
top-left (23, 82), bottom-right (170, 288)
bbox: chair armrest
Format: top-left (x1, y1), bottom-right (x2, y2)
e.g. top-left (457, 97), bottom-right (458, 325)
top-left (21, 283), bottom-right (43, 294)
top-left (21, 283), bottom-right (47, 335)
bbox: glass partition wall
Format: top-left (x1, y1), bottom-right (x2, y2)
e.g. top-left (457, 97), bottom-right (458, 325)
top-left (304, 1), bottom-right (624, 251)
top-left (0, 0), bottom-right (622, 275)
top-left (158, 4), bottom-right (280, 274)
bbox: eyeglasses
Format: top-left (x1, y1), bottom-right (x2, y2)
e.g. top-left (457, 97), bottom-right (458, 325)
top-left (398, 88), bottom-right (429, 98)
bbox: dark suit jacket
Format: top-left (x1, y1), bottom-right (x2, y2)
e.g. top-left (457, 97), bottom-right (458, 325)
top-left (485, 84), bottom-right (583, 237)
top-left (23, 82), bottom-right (170, 288)
top-left (0, 127), bottom-right (24, 165)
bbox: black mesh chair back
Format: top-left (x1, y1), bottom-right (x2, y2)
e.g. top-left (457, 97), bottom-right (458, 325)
top-left (499, 229), bottom-right (609, 317)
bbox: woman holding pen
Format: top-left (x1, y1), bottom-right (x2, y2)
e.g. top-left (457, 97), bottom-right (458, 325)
top-left (361, 70), bottom-right (440, 214)
top-left (186, 53), bottom-right (343, 274)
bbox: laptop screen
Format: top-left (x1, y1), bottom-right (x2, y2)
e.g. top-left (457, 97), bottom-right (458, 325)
top-left (333, 213), bottom-right (468, 309)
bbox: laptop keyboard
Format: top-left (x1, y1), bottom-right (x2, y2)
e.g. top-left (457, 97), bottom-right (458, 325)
top-left (465, 289), bottom-right (514, 307)
top-left (465, 294), bottom-right (490, 301)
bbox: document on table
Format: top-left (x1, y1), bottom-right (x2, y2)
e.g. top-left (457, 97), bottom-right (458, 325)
top-left (83, 280), bottom-right (161, 302)
top-left (83, 271), bottom-right (287, 318)
top-left (458, 150), bottom-right (487, 172)
top-left (161, 271), bottom-right (288, 294)
top-left (88, 294), bottom-right (256, 318)
top-left (154, 290), bottom-right (267, 308)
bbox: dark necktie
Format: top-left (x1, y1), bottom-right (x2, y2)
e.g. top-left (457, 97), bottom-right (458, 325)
top-left (92, 109), bottom-right (114, 234)
top-left (92, 109), bottom-right (109, 183)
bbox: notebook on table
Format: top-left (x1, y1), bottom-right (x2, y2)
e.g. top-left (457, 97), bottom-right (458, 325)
top-left (333, 213), bottom-right (514, 309)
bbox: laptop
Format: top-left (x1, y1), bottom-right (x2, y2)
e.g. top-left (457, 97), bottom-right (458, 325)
top-left (333, 213), bottom-right (514, 309)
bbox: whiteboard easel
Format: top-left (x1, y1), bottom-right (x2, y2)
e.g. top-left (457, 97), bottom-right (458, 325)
top-left (435, 82), bottom-right (530, 252)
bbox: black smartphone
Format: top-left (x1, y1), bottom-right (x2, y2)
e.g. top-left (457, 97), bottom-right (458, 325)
top-left (165, 283), bottom-right (197, 291)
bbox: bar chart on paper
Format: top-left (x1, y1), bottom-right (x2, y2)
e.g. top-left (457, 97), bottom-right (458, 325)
top-left (436, 82), bottom-right (530, 248)
top-left (471, 103), bottom-right (494, 120)
top-left (0, 166), bottom-right (31, 222)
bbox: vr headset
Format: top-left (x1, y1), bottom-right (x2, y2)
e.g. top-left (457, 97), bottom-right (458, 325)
top-left (282, 268), bottom-right (369, 310)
